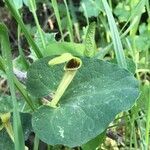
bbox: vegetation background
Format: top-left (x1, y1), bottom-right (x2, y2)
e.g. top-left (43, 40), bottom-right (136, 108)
top-left (0, 0), bottom-right (149, 149)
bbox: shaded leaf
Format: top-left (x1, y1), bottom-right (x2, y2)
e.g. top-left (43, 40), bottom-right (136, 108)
top-left (0, 129), bottom-right (14, 150)
top-left (110, 58), bottom-right (136, 74)
top-left (27, 57), bottom-right (139, 147)
top-left (0, 95), bottom-right (13, 116)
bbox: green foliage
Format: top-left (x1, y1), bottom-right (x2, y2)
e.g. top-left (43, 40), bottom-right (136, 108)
top-left (27, 56), bottom-right (139, 147)
top-left (5, 0), bottom-right (43, 58)
top-left (128, 23), bottom-right (150, 52)
top-left (110, 58), bottom-right (136, 74)
top-left (30, 31), bottom-right (86, 60)
top-left (0, 129), bottom-right (14, 150)
top-left (80, 0), bottom-right (103, 18)
top-left (102, 0), bottom-right (127, 68)
top-left (82, 131), bottom-right (106, 150)
top-left (0, 113), bottom-right (32, 150)
top-left (0, 0), bottom-right (149, 149)
top-left (114, 2), bottom-right (130, 22)
top-left (29, 31), bottom-right (56, 60)
top-left (51, 0), bottom-right (63, 39)
top-left (12, 0), bottom-right (36, 10)
top-left (45, 42), bottom-right (85, 57)
top-left (0, 96), bottom-right (13, 116)
top-left (0, 23), bottom-right (25, 150)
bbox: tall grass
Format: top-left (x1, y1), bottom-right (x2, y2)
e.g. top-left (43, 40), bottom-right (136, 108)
top-left (63, 0), bottom-right (74, 42)
top-left (0, 23), bottom-right (25, 150)
top-left (5, 0), bottom-right (43, 58)
top-left (51, 0), bottom-right (64, 40)
top-left (29, 0), bottom-right (46, 49)
top-left (102, 0), bottom-right (127, 68)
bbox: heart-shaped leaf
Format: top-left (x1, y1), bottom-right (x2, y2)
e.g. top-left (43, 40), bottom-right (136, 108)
top-left (27, 57), bottom-right (139, 147)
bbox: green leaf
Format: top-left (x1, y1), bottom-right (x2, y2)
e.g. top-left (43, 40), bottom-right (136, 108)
top-left (22, 0), bottom-right (37, 12)
top-left (80, 0), bottom-right (103, 18)
top-left (127, 32), bottom-right (150, 52)
top-left (20, 113), bottom-right (32, 140)
top-left (26, 57), bottom-right (64, 98)
top-left (0, 94), bottom-right (32, 115)
top-left (29, 32), bottom-right (56, 60)
top-left (27, 57), bottom-right (139, 147)
top-left (0, 129), bottom-right (14, 150)
top-left (12, 0), bottom-right (23, 9)
top-left (13, 56), bottom-right (29, 71)
top-left (0, 95), bottom-right (13, 116)
top-left (84, 22), bottom-right (97, 57)
top-left (30, 31), bottom-right (85, 60)
top-left (0, 23), bottom-right (25, 149)
top-left (82, 131), bottom-right (106, 150)
top-left (114, 2), bottom-right (130, 22)
top-left (30, 41), bottom-right (85, 60)
top-left (44, 42), bottom-right (85, 57)
top-left (110, 58), bottom-right (136, 74)
top-left (51, 0), bottom-right (63, 39)
top-left (11, 0), bottom-right (32, 10)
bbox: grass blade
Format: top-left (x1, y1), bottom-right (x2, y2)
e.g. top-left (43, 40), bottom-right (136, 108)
top-left (17, 25), bottom-right (29, 69)
top-left (145, 81), bottom-right (150, 148)
top-left (29, 0), bottom-right (46, 49)
top-left (69, 0), bottom-right (81, 41)
top-left (102, 0), bottom-right (127, 68)
top-left (0, 56), bottom-right (35, 111)
top-left (120, 0), bottom-right (146, 34)
top-left (51, 0), bottom-right (64, 40)
top-left (63, 0), bottom-right (74, 42)
top-left (0, 23), bottom-right (25, 150)
top-left (5, 0), bottom-right (43, 58)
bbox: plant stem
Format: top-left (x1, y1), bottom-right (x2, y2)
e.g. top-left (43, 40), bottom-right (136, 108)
top-left (0, 23), bottom-right (25, 150)
top-left (69, 0), bottom-right (81, 42)
top-left (51, 0), bottom-right (64, 40)
top-left (145, 81), bottom-right (150, 147)
top-left (17, 25), bottom-right (29, 69)
top-left (63, 0), bottom-right (73, 42)
top-left (1, 113), bottom-right (14, 142)
top-left (29, 0), bottom-right (46, 49)
top-left (48, 54), bottom-right (82, 107)
top-left (4, 121), bottom-right (14, 142)
top-left (33, 134), bottom-right (40, 150)
top-left (47, 145), bottom-right (53, 150)
top-left (1, 114), bottom-right (29, 150)
top-left (48, 70), bottom-right (77, 107)
top-left (81, 2), bottom-right (89, 26)
top-left (14, 77), bottom-right (35, 111)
